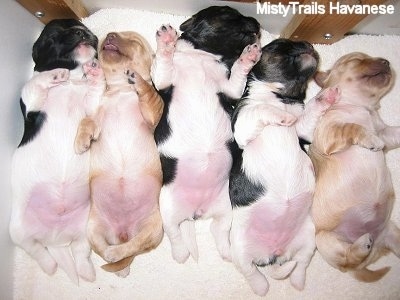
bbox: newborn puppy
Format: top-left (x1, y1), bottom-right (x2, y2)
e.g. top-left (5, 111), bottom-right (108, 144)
top-left (229, 39), bottom-right (336, 296)
top-left (10, 19), bottom-right (101, 284)
top-left (75, 31), bottom-right (164, 277)
top-left (310, 52), bottom-right (400, 282)
top-left (151, 6), bottom-right (261, 263)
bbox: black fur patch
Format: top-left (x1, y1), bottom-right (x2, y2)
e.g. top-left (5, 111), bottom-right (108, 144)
top-left (299, 137), bottom-right (311, 153)
top-left (179, 6), bottom-right (260, 70)
top-left (160, 154), bottom-right (178, 185)
top-left (155, 85), bottom-right (174, 145)
top-left (228, 140), bottom-right (265, 208)
top-left (18, 99), bottom-right (46, 147)
top-left (217, 92), bottom-right (237, 117)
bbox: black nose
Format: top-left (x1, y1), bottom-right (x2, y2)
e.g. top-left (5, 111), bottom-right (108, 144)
top-left (106, 32), bottom-right (117, 40)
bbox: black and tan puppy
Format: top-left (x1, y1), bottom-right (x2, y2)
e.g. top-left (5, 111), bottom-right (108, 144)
top-left (10, 19), bottom-right (102, 284)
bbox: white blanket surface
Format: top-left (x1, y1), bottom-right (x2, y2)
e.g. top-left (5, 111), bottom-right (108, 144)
top-left (13, 8), bottom-right (400, 300)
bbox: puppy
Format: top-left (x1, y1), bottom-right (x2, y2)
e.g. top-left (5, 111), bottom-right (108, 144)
top-left (151, 6), bottom-right (261, 263)
top-left (309, 52), bottom-right (400, 282)
top-left (9, 19), bottom-right (102, 284)
top-left (229, 39), bottom-right (336, 296)
top-left (75, 31), bottom-right (164, 277)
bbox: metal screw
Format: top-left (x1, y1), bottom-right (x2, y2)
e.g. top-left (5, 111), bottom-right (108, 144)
top-left (34, 11), bottom-right (45, 18)
top-left (324, 33), bottom-right (333, 40)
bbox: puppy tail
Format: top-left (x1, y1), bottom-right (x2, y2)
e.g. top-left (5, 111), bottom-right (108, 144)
top-left (180, 220), bottom-right (199, 262)
top-left (101, 256), bottom-right (134, 273)
top-left (47, 246), bottom-right (79, 285)
top-left (352, 266), bottom-right (391, 282)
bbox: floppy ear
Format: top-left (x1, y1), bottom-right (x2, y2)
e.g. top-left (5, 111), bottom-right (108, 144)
top-left (314, 71), bottom-right (330, 87)
top-left (179, 16), bottom-right (195, 31)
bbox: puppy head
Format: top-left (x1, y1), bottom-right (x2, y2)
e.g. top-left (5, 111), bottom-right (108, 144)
top-left (315, 52), bottom-right (394, 106)
top-left (32, 19), bottom-right (98, 72)
top-left (251, 38), bottom-right (319, 104)
top-left (179, 6), bottom-right (260, 67)
top-left (99, 31), bottom-right (153, 86)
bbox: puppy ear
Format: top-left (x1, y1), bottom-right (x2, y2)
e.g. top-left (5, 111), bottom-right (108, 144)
top-left (180, 17), bottom-right (195, 31)
top-left (314, 71), bottom-right (330, 87)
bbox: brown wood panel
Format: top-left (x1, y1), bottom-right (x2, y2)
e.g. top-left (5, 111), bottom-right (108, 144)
top-left (16, 0), bottom-right (88, 24)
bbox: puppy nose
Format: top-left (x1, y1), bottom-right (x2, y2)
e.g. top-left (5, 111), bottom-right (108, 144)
top-left (379, 58), bottom-right (390, 66)
top-left (106, 32), bottom-right (117, 40)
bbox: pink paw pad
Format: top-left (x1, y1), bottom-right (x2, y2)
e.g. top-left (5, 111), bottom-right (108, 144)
top-left (240, 43), bottom-right (262, 67)
top-left (156, 24), bottom-right (178, 47)
top-left (83, 59), bottom-right (102, 78)
top-left (49, 68), bottom-right (69, 84)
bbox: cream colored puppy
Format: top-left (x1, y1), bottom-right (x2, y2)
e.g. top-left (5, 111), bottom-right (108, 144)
top-left (75, 31), bottom-right (164, 277)
top-left (310, 52), bottom-right (400, 282)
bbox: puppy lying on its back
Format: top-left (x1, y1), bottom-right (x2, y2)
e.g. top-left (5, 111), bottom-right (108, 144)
top-left (10, 19), bottom-right (102, 284)
top-left (151, 6), bottom-right (261, 264)
top-left (229, 39), bottom-right (337, 296)
top-left (310, 52), bottom-right (400, 282)
top-left (75, 31), bottom-right (164, 277)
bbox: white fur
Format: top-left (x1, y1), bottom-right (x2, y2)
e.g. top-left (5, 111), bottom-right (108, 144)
top-left (10, 58), bottom-right (103, 284)
top-left (230, 82), bottom-right (336, 296)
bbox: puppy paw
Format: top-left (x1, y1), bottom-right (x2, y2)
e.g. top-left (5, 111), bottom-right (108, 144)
top-left (77, 260), bottom-right (96, 282)
top-left (115, 266), bottom-right (130, 278)
top-left (39, 68), bottom-right (69, 88)
top-left (238, 43), bottom-right (262, 73)
top-left (74, 118), bottom-right (99, 154)
top-left (350, 233), bottom-right (374, 261)
top-left (276, 111), bottom-right (297, 127)
top-left (359, 133), bottom-right (384, 151)
top-left (103, 245), bottom-right (123, 263)
top-left (83, 59), bottom-right (105, 86)
top-left (248, 273), bottom-right (270, 296)
top-left (156, 24), bottom-right (178, 57)
top-left (171, 244), bottom-right (190, 263)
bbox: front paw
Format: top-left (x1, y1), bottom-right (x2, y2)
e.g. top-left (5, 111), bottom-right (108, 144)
top-left (83, 59), bottom-right (105, 86)
top-left (43, 68), bottom-right (70, 88)
top-left (359, 133), bottom-right (384, 151)
top-left (156, 24), bottom-right (178, 57)
top-left (239, 43), bottom-right (262, 73)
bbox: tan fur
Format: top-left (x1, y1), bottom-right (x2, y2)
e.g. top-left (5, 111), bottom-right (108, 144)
top-left (75, 31), bottom-right (164, 276)
top-left (310, 52), bottom-right (400, 282)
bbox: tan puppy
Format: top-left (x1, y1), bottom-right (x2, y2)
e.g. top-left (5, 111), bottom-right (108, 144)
top-left (75, 31), bottom-right (164, 277)
top-left (310, 52), bottom-right (400, 282)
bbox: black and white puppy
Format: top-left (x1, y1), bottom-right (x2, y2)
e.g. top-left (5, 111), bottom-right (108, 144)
top-left (151, 6), bottom-right (261, 263)
top-left (9, 19), bottom-right (103, 284)
top-left (229, 39), bottom-right (337, 296)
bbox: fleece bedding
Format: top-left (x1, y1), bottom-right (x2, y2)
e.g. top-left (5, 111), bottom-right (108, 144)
top-left (13, 8), bottom-right (400, 300)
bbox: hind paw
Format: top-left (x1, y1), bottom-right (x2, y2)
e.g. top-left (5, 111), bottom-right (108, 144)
top-left (103, 245), bottom-right (123, 263)
top-left (171, 244), bottom-right (190, 263)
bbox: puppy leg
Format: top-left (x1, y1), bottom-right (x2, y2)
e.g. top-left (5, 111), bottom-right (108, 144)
top-left (221, 43), bottom-right (261, 98)
top-left (152, 24), bottom-right (178, 90)
top-left (208, 183), bottom-right (233, 261)
top-left (18, 239), bottom-right (57, 275)
top-left (102, 208), bottom-right (164, 264)
top-left (82, 59), bottom-right (105, 116)
top-left (234, 103), bottom-right (297, 148)
top-left (316, 230), bottom-right (373, 270)
top-left (126, 70), bottom-right (164, 129)
top-left (383, 221), bottom-right (400, 257)
top-left (296, 87), bottom-right (339, 142)
top-left (319, 123), bottom-right (384, 155)
top-left (160, 186), bottom-right (191, 263)
top-left (71, 237), bottom-right (95, 282)
top-left (288, 217), bottom-right (316, 290)
top-left (74, 116), bottom-right (100, 154)
top-left (21, 68), bottom-right (69, 113)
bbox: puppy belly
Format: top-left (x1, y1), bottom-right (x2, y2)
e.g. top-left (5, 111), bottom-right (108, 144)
top-left (91, 174), bottom-right (160, 242)
top-left (23, 182), bottom-right (90, 244)
top-left (246, 192), bottom-right (312, 255)
top-left (171, 152), bottom-right (231, 214)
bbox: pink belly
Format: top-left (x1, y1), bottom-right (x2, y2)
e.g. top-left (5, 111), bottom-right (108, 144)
top-left (173, 152), bottom-right (231, 212)
top-left (247, 192), bottom-right (312, 254)
top-left (25, 182), bottom-right (90, 228)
